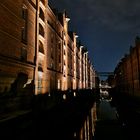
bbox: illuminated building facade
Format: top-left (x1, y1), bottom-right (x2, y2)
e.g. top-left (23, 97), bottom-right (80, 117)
top-left (0, 0), bottom-right (95, 95)
top-left (35, 0), bottom-right (48, 94)
top-left (0, 0), bottom-right (36, 95)
top-left (37, 0), bottom-right (96, 94)
top-left (0, 1), bottom-right (97, 139)
top-left (67, 32), bottom-right (74, 90)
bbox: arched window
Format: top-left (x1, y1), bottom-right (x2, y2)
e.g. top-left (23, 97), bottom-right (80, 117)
top-left (39, 8), bottom-right (45, 21)
top-left (38, 65), bottom-right (43, 72)
top-left (39, 40), bottom-right (44, 54)
top-left (39, 23), bottom-right (44, 37)
top-left (22, 5), bottom-right (28, 20)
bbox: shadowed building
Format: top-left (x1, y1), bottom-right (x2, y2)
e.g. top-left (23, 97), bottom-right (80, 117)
top-left (114, 36), bottom-right (140, 98)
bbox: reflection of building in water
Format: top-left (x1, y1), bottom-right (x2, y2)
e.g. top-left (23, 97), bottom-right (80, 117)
top-left (73, 103), bottom-right (97, 140)
top-left (0, 0), bottom-right (96, 96)
top-left (78, 103), bottom-right (97, 140)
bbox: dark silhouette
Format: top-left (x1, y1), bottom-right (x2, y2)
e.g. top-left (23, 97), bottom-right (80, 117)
top-left (24, 80), bottom-right (35, 95)
top-left (9, 72), bottom-right (28, 97)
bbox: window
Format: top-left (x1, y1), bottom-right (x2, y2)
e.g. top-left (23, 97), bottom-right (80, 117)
top-left (21, 5), bottom-right (28, 44)
top-left (57, 80), bottom-right (61, 90)
top-left (58, 41), bottom-right (61, 49)
top-left (39, 8), bottom-right (45, 21)
top-left (39, 40), bottom-right (44, 54)
top-left (51, 48), bottom-right (54, 59)
top-left (22, 5), bottom-right (28, 20)
top-left (39, 23), bottom-right (44, 37)
top-left (38, 73), bottom-right (43, 94)
top-left (21, 47), bottom-right (27, 61)
top-left (64, 71), bottom-right (66, 77)
top-left (21, 27), bottom-right (27, 43)
top-left (50, 62), bottom-right (54, 69)
top-left (38, 65), bottom-right (43, 72)
top-left (51, 34), bottom-right (54, 43)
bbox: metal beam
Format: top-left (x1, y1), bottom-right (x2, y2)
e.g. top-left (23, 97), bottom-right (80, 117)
top-left (97, 72), bottom-right (114, 77)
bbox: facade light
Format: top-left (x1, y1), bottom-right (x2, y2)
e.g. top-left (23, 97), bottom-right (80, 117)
top-left (63, 94), bottom-right (66, 100)
top-left (66, 17), bottom-right (70, 22)
top-left (73, 92), bottom-right (76, 97)
top-left (75, 35), bottom-right (79, 38)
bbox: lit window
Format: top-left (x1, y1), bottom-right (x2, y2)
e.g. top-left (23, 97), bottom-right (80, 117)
top-left (21, 27), bottom-right (27, 44)
top-left (57, 80), bottom-right (61, 89)
top-left (22, 5), bottom-right (28, 20)
top-left (38, 73), bottom-right (43, 94)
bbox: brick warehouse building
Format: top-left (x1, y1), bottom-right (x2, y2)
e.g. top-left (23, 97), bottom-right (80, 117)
top-left (0, 0), bottom-right (36, 96)
top-left (0, 1), bottom-right (97, 139)
top-left (113, 36), bottom-right (140, 98)
top-left (0, 0), bottom-right (96, 96)
top-left (108, 37), bottom-right (140, 135)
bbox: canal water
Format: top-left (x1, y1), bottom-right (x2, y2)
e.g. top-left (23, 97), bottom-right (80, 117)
top-left (94, 99), bottom-right (131, 140)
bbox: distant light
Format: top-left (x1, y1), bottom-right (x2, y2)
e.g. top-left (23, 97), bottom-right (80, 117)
top-left (57, 80), bottom-right (60, 89)
top-left (74, 132), bottom-right (76, 137)
top-left (73, 92), bottom-right (76, 97)
top-left (75, 35), bottom-right (79, 38)
top-left (63, 94), bottom-right (66, 100)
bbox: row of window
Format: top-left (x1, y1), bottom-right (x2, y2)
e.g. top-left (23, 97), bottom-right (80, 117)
top-left (21, 5), bottom-right (28, 61)
top-left (37, 1), bottom-right (45, 93)
top-left (21, 5), bottom-right (45, 61)
top-left (21, 5), bottom-right (45, 41)
top-left (21, 5), bottom-right (28, 44)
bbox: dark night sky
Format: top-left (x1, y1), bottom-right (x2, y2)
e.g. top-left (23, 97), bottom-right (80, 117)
top-left (49, 0), bottom-right (140, 72)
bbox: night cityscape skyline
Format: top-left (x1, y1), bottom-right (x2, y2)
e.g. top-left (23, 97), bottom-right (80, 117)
top-left (49, 0), bottom-right (140, 72)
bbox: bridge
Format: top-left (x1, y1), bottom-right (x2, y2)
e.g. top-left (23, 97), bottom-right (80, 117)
top-left (96, 72), bottom-right (114, 95)
top-left (97, 72), bottom-right (114, 77)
